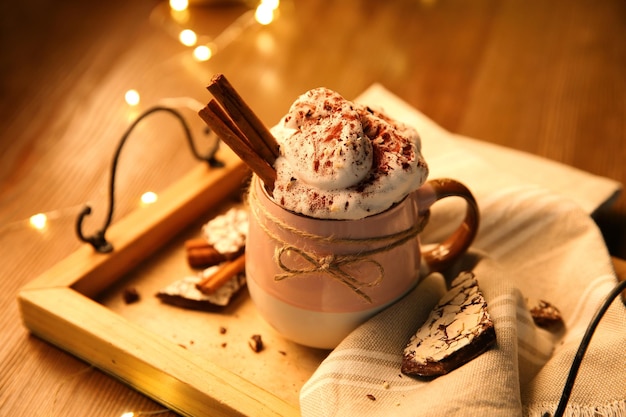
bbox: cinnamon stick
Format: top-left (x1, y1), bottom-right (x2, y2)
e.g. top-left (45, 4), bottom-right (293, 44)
top-left (206, 100), bottom-right (249, 148)
top-left (199, 101), bottom-right (276, 190)
top-left (185, 238), bottom-right (226, 269)
top-left (207, 74), bottom-right (280, 164)
top-left (185, 238), bottom-right (212, 250)
top-left (196, 253), bottom-right (246, 295)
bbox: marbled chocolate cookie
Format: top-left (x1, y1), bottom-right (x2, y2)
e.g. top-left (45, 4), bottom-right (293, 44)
top-left (402, 271), bottom-right (496, 377)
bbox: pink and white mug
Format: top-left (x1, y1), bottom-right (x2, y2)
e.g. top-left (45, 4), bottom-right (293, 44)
top-left (246, 175), bottom-right (479, 349)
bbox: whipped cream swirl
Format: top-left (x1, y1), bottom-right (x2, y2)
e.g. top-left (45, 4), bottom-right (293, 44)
top-left (270, 88), bottom-right (428, 220)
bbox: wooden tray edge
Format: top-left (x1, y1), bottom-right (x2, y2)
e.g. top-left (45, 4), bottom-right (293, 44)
top-left (17, 147), bottom-right (300, 417)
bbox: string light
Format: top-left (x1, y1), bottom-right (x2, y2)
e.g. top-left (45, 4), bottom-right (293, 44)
top-left (261, 0), bottom-right (280, 9)
top-left (193, 44), bottom-right (213, 62)
top-left (140, 191), bottom-right (158, 206)
top-left (255, 31), bottom-right (276, 55)
top-left (255, 1), bottom-right (278, 25)
top-left (125, 89), bottom-right (141, 106)
top-left (154, 0), bottom-right (282, 63)
top-left (2, 4), bottom-right (278, 238)
top-left (2, 193), bottom-right (164, 236)
top-left (8, 5), bottom-right (271, 415)
top-left (178, 29), bottom-right (197, 46)
top-left (29, 213), bottom-right (48, 230)
top-left (168, 0), bottom-right (188, 12)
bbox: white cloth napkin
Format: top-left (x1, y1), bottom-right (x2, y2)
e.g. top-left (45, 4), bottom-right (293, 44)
top-left (299, 86), bottom-right (625, 417)
top-left (355, 83), bottom-right (621, 215)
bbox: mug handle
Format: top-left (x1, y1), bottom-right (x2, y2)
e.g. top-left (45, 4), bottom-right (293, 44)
top-left (413, 178), bottom-right (479, 272)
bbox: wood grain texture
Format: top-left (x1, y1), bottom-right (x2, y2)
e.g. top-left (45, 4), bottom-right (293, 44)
top-left (1, 0), bottom-right (625, 416)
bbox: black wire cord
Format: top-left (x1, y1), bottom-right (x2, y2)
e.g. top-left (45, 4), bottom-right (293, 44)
top-left (76, 106), bottom-right (222, 253)
top-left (545, 278), bottom-right (626, 417)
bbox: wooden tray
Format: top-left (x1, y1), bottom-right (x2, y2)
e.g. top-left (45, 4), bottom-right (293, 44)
top-left (18, 147), bottom-right (328, 417)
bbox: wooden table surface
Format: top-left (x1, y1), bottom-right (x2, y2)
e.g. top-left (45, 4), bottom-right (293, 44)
top-left (1, 1), bottom-right (625, 416)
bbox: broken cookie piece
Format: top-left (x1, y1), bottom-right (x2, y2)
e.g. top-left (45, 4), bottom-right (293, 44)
top-left (186, 207), bottom-right (249, 269)
top-left (529, 299), bottom-right (564, 330)
top-left (401, 271), bottom-right (496, 377)
top-left (202, 207), bottom-right (248, 257)
top-left (157, 266), bottom-right (246, 310)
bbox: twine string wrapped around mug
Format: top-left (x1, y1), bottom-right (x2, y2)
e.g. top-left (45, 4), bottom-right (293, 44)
top-left (248, 188), bottom-right (430, 302)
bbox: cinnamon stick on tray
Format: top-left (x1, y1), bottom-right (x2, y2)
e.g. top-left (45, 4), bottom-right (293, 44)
top-left (185, 238), bottom-right (226, 269)
top-left (196, 253), bottom-right (246, 295)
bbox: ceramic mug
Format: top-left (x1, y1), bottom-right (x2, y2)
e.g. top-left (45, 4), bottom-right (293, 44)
top-left (246, 175), bottom-right (479, 349)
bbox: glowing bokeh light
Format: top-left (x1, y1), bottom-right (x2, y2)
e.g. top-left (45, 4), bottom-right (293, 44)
top-left (255, 31), bottom-right (276, 55)
top-left (169, 0), bottom-right (188, 11)
top-left (124, 89), bottom-right (141, 106)
top-left (179, 29), bottom-right (197, 46)
top-left (193, 45), bottom-right (213, 61)
top-left (140, 191), bottom-right (158, 205)
top-left (255, 3), bottom-right (275, 25)
top-left (261, 0), bottom-right (280, 9)
top-left (29, 213), bottom-right (47, 230)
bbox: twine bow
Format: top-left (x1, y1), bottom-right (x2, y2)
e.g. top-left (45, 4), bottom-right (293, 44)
top-left (275, 246), bottom-right (385, 303)
top-left (248, 181), bottom-right (430, 303)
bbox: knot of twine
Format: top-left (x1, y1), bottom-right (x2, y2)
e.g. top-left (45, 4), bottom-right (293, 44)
top-left (248, 186), bottom-right (430, 303)
top-left (274, 247), bottom-right (387, 303)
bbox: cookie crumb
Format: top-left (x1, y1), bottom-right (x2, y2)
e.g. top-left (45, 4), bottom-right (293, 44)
top-left (123, 287), bottom-right (140, 304)
top-left (248, 334), bottom-right (264, 352)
